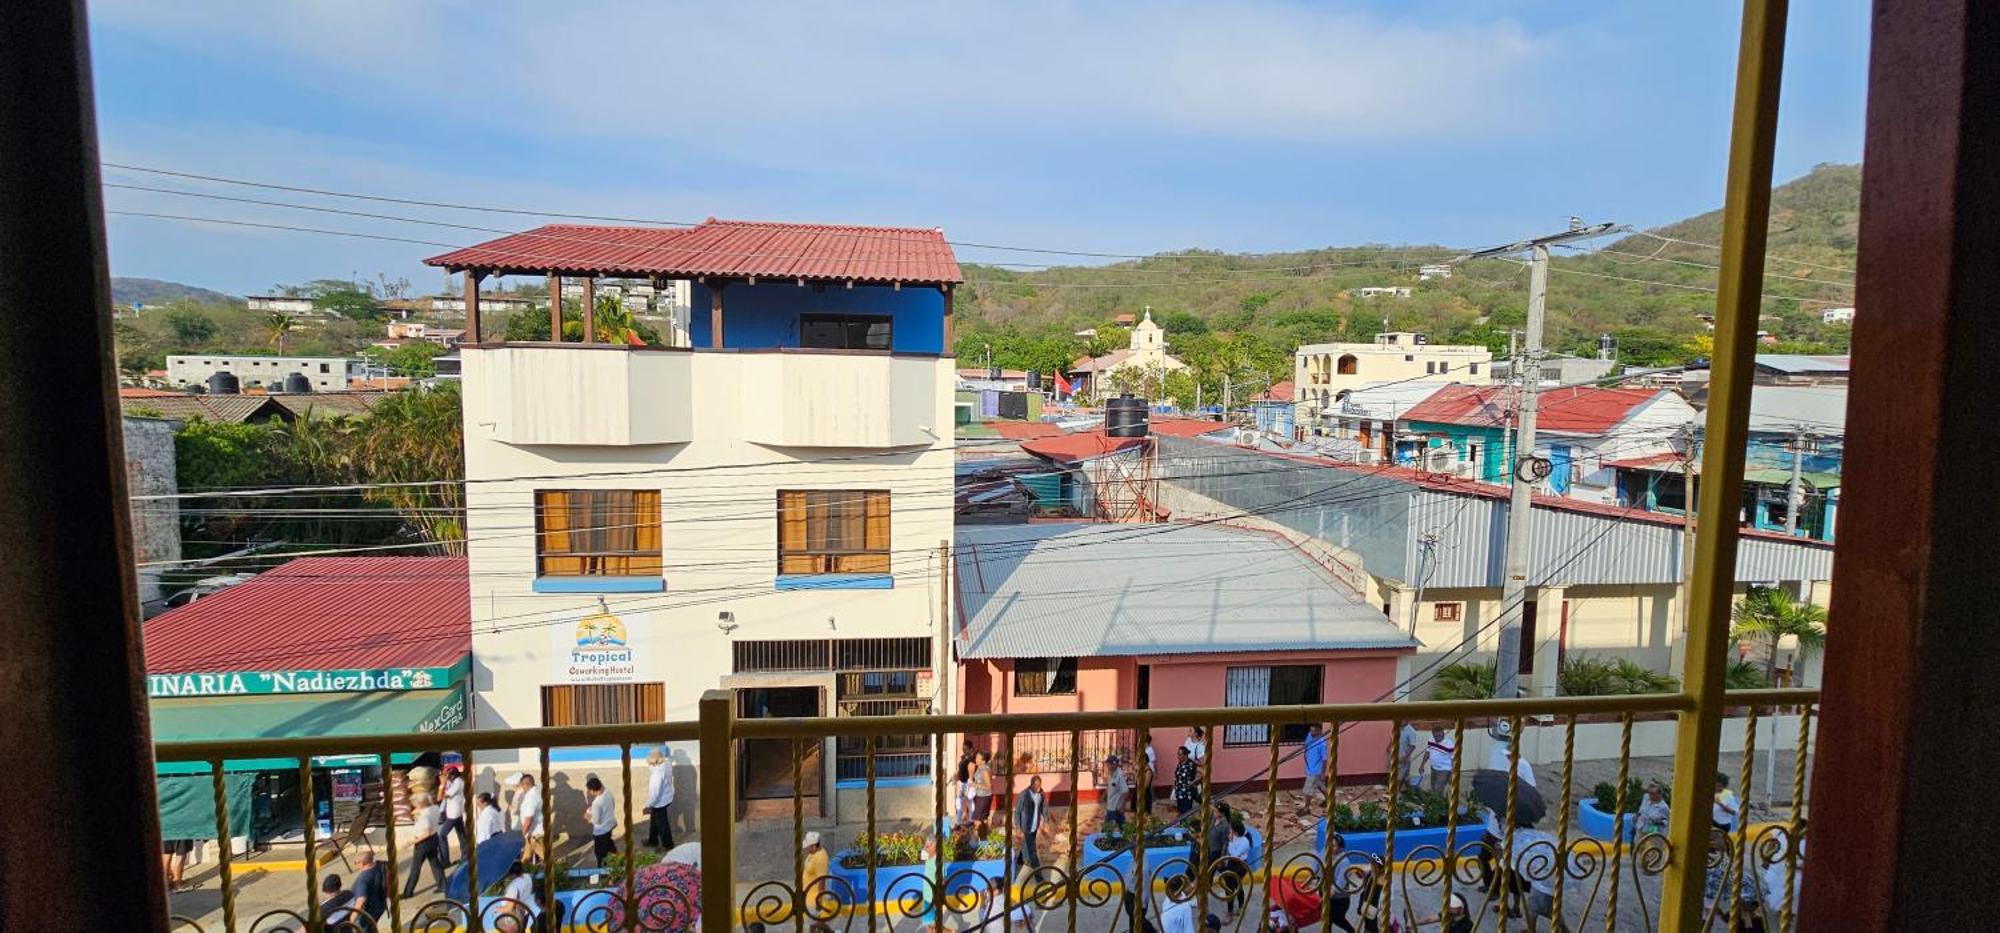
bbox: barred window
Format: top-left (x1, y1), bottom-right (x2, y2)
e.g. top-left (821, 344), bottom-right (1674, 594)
top-left (535, 490), bottom-right (662, 577)
top-left (777, 490), bottom-right (890, 575)
top-left (1014, 658), bottom-right (1078, 696)
top-left (1223, 665), bottom-right (1323, 746)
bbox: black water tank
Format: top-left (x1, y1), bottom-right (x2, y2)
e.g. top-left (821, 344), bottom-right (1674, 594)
top-left (1105, 393), bottom-right (1150, 438)
top-left (1026, 370), bottom-right (1042, 390)
top-left (283, 372), bottom-right (313, 394)
top-left (207, 371), bottom-right (240, 395)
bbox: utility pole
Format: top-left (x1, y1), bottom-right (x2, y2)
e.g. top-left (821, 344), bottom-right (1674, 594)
top-left (1783, 426), bottom-right (1810, 536)
top-left (1456, 221), bottom-right (1617, 700)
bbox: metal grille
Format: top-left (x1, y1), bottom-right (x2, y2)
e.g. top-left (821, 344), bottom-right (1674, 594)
top-left (731, 637), bottom-right (930, 674)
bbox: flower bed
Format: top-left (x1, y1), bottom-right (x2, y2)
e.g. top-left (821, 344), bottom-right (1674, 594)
top-left (828, 830), bottom-right (1008, 906)
top-left (1079, 826), bottom-right (1263, 880)
top-left (1577, 798), bottom-right (1638, 842)
top-left (1313, 819), bottom-right (1484, 861)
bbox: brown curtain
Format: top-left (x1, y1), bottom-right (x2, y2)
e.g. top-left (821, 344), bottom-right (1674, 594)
top-left (536, 490), bottom-right (662, 576)
top-left (541, 683), bottom-right (666, 726)
top-left (779, 490), bottom-right (890, 574)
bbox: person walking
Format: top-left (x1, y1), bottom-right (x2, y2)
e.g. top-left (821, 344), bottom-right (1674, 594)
top-left (955, 740), bottom-right (977, 825)
top-left (159, 837), bottom-right (193, 892)
top-left (801, 831), bottom-right (829, 899)
top-left (1141, 742), bottom-right (1157, 813)
top-left (969, 751), bottom-right (996, 828)
top-left (1713, 773), bottom-right (1742, 832)
top-left (319, 874), bottom-right (358, 926)
top-left (1013, 774), bottom-right (1048, 872)
top-left (1101, 756), bottom-right (1131, 829)
top-left (1182, 727), bottom-right (1207, 764)
top-left (1637, 783), bottom-right (1671, 837)
top-left (584, 776), bottom-right (617, 867)
top-left (1322, 833), bottom-right (1358, 933)
top-left (1220, 819), bottom-right (1253, 923)
top-left (438, 765), bottom-right (467, 864)
top-left (350, 850), bottom-right (388, 924)
top-left (645, 748), bottom-right (677, 849)
top-left (474, 791), bottom-right (506, 845)
top-left (1400, 722), bottom-right (1424, 790)
top-left (514, 773), bottom-right (545, 862)
top-left (1423, 726), bottom-right (1458, 796)
top-left (1303, 724), bottom-right (1331, 803)
top-left (1171, 746), bottom-right (1201, 820)
top-left (401, 792), bottom-right (448, 897)
top-left (501, 859), bottom-right (542, 929)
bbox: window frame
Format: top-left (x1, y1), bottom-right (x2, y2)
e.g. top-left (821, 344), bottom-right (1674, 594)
top-left (799, 313), bottom-right (893, 351)
top-left (1013, 657), bottom-right (1079, 697)
top-left (533, 489), bottom-right (663, 579)
top-left (1434, 602), bottom-right (1464, 622)
top-left (776, 489), bottom-right (891, 576)
top-left (1222, 664), bottom-right (1325, 746)
top-left (540, 682), bottom-right (666, 727)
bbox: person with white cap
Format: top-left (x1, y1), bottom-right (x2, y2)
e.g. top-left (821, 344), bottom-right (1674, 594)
top-left (645, 747), bottom-right (677, 849)
top-left (801, 830), bottom-right (829, 898)
top-left (1416, 891), bottom-right (1473, 933)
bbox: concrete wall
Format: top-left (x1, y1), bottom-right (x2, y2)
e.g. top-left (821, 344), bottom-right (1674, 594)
top-left (462, 347), bottom-right (956, 775)
top-left (123, 416), bottom-right (181, 614)
top-left (1295, 342), bottom-right (1492, 397)
top-left (688, 282), bottom-right (946, 353)
top-left (166, 354), bottom-right (357, 391)
top-left (1140, 650), bottom-right (1403, 786)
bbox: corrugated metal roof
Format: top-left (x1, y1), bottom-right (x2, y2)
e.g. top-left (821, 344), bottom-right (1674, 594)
top-left (1328, 381), bottom-right (1458, 419)
top-left (1020, 433), bottom-right (1148, 464)
top-left (955, 523), bottom-right (1412, 659)
top-left (424, 218), bottom-right (963, 284)
top-left (143, 557), bottom-right (469, 674)
top-left (1747, 385), bottom-right (1847, 434)
top-left (1753, 354), bottom-right (1850, 374)
top-left (119, 395), bottom-right (291, 424)
top-left (1402, 385), bottom-right (1664, 434)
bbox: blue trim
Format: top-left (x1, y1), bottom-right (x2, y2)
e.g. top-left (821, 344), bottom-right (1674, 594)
top-left (532, 576), bottom-right (664, 594)
top-left (774, 574), bottom-right (894, 591)
top-left (837, 776), bottom-right (928, 789)
top-left (548, 746), bottom-right (622, 762)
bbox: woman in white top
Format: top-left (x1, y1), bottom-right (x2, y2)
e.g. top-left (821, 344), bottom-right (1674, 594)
top-left (1183, 727), bottom-right (1208, 763)
top-left (473, 792), bottom-right (505, 845)
top-left (498, 860), bottom-right (540, 927)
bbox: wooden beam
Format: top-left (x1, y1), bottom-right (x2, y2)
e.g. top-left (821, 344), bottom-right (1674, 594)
top-left (942, 284), bottom-right (955, 349)
top-left (710, 281), bottom-right (726, 349)
top-left (580, 275), bottom-right (596, 344)
top-left (548, 273), bottom-right (563, 342)
top-left (1800, 1), bottom-right (2000, 929)
top-left (464, 269), bottom-right (484, 344)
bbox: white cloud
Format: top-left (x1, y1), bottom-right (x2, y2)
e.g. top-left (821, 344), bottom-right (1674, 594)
top-left (90, 0), bottom-right (1547, 145)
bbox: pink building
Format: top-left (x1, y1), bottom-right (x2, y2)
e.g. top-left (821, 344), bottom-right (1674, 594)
top-left (955, 522), bottom-right (1414, 802)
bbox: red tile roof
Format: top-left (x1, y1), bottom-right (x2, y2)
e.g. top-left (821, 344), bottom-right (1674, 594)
top-left (1020, 432), bottom-right (1149, 464)
top-left (425, 218), bottom-right (963, 285)
top-left (1148, 418), bottom-right (1235, 438)
top-left (119, 386), bottom-right (179, 398)
top-left (143, 557), bottom-right (470, 675)
top-left (1401, 385), bottom-right (1663, 434)
top-left (1256, 380), bottom-right (1296, 401)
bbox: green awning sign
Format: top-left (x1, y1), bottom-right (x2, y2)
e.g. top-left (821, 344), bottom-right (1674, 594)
top-left (148, 657), bottom-right (468, 698)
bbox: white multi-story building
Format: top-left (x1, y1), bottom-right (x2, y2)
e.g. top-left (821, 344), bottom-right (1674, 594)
top-left (165, 354), bottom-right (363, 392)
top-left (245, 295), bottom-right (319, 316)
top-left (427, 217), bottom-right (960, 819)
top-left (1821, 306), bottom-right (1856, 324)
top-left (1294, 332), bottom-right (1492, 413)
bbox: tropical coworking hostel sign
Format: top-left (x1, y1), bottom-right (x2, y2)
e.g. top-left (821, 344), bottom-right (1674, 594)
top-left (147, 662), bottom-right (466, 698)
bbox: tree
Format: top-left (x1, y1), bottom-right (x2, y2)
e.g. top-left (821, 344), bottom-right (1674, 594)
top-left (1432, 661), bottom-right (1496, 700)
top-left (311, 286), bottom-right (382, 322)
top-left (349, 385), bottom-right (466, 554)
top-left (503, 297), bottom-right (662, 346)
top-left (1729, 586), bottom-right (1828, 685)
top-left (164, 307), bottom-right (218, 346)
top-left (363, 340), bottom-right (450, 378)
top-left (265, 312), bottom-right (294, 354)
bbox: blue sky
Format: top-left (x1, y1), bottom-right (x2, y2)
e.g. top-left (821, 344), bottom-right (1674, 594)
top-left (87, 1), bottom-right (1869, 296)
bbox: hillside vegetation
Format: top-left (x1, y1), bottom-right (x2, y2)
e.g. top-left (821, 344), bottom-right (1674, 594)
top-left (952, 163), bottom-right (1859, 396)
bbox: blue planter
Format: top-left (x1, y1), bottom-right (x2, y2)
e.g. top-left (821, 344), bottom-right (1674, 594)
top-left (827, 853), bottom-right (1008, 906)
top-left (1314, 819), bottom-right (1485, 860)
top-left (1576, 798), bottom-right (1641, 843)
top-left (1080, 828), bottom-right (1261, 880)
top-left (468, 870), bottom-right (631, 929)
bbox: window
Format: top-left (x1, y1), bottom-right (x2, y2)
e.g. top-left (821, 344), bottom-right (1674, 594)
top-left (800, 313), bottom-right (892, 350)
top-left (1014, 658), bottom-right (1078, 696)
top-left (777, 490), bottom-right (890, 575)
top-left (1404, 354), bottom-right (1415, 362)
top-left (1336, 354), bottom-right (1359, 375)
top-left (1468, 363), bottom-right (1480, 376)
top-left (1223, 665), bottom-right (1324, 745)
top-left (1434, 602), bottom-right (1464, 622)
top-left (535, 490), bottom-right (662, 577)
top-left (319, 363), bottom-right (330, 374)
top-left (834, 670), bottom-right (932, 781)
top-left (540, 683), bottom-right (665, 726)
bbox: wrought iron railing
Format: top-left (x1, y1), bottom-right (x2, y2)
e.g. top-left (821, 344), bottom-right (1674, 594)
top-left (152, 688), bottom-right (1816, 932)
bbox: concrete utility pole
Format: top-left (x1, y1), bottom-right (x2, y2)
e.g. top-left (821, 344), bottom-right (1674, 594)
top-left (1783, 426), bottom-right (1811, 536)
top-left (1456, 221), bottom-right (1617, 700)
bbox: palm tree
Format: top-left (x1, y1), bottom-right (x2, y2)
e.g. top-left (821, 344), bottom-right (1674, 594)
top-left (265, 312), bottom-right (293, 354)
top-left (1729, 586), bottom-right (1828, 685)
top-left (1431, 661), bottom-right (1496, 700)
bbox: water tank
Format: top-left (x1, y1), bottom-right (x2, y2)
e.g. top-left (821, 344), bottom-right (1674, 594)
top-left (1598, 334), bottom-right (1616, 361)
top-left (283, 372), bottom-right (313, 395)
top-left (1026, 370), bottom-right (1042, 390)
top-left (1105, 393), bottom-right (1151, 438)
top-left (206, 371), bottom-right (240, 395)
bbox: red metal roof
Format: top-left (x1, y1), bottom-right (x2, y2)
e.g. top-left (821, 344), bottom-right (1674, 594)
top-left (1400, 385), bottom-right (1662, 434)
top-left (1020, 432), bottom-right (1149, 464)
top-left (424, 218), bottom-right (963, 285)
top-left (1148, 418), bottom-right (1236, 438)
top-left (143, 557), bottom-right (470, 675)
top-left (1256, 380), bottom-right (1296, 401)
top-left (991, 421), bottom-right (1067, 440)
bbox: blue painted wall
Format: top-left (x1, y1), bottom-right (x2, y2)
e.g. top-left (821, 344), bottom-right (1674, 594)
top-left (1404, 422), bottom-right (1509, 482)
top-left (687, 282), bottom-right (946, 353)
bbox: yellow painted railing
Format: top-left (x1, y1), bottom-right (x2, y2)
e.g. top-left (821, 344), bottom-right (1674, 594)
top-left (153, 688), bottom-right (1816, 932)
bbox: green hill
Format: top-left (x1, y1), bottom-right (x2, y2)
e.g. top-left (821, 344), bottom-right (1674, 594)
top-left (953, 163), bottom-right (1859, 391)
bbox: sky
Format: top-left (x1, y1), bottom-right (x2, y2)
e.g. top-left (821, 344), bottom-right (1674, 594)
top-left (86, 1), bottom-right (1870, 297)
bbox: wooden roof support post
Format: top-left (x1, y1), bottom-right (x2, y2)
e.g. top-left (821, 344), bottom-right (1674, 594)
top-left (580, 275), bottom-right (596, 344)
top-left (942, 284), bottom-right (955, 350)
top-left (464, 269), bottom-right (485, 344)
top-left (710, 282), bottom-right (725, 349)
top-left (548, 273), bottom-right (563, 342)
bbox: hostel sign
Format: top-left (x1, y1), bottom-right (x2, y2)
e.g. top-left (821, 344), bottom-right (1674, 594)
top-left (561, 611), bottom-right (637, 683)
top-left (148, 661), bottom-right (467, 698)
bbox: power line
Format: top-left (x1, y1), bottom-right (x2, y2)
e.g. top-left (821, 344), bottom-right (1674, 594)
top-left (1538, 262), bottom-right (1846, 306)
top-left (1628, 230), bottom-right (1855, 276)
top-left (1555, 243), bottom-right (1854, 290)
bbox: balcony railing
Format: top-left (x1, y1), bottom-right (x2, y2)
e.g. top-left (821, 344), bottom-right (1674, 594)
top-left (152, 688), bottom-right (1817, 932)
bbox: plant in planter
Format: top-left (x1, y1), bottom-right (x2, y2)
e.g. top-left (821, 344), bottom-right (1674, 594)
top-left (1091, 815), bottom-right (1183, 853)
top-left (838, 831), bottom-right (929, 870)
top-left (1587, 779), bottom-right (1662, 814)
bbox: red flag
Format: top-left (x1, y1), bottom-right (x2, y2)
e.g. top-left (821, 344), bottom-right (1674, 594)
top-left (1053, 371), bottom-right (1074, 397)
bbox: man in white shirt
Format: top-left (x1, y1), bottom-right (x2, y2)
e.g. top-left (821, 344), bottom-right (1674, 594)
top-left (499, 860), bottom-right (540, 927)
top-left (1399, 722), bottom-right (1423, 789)
top-left (1509, 826), bottom-right (1563, 923)
top-left (1486, 732), bottom-right (1537, 788)
top-left (1712, 773), bottom-right (1742, 831)
top-left (1424, 727), bottom-right (1458, 795)
top-left (513, 773), bottom-right (545, 862)
top-left (437, 765), bottom-right (467, 864)
top-left (473, 792), bottom-right (505, 846)
top-left (645, 748), bottom-right (677, 849)
top-left (583, 776), bottom-right (617, 866)
top-left (399, 792), bottom-right (447, 897)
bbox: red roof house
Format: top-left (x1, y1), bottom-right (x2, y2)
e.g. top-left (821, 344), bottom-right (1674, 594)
top-left (1400, 385), bottom-right (1674, 435)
